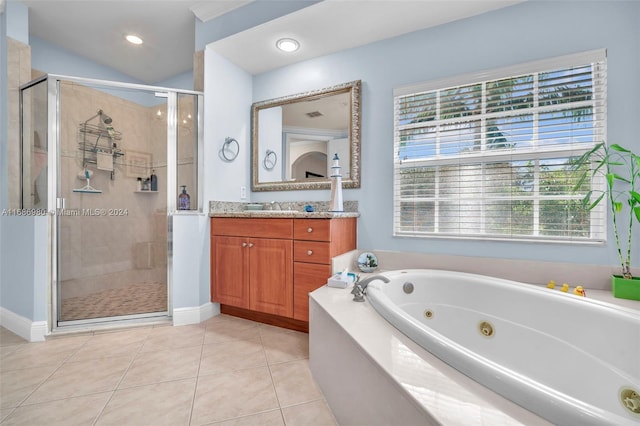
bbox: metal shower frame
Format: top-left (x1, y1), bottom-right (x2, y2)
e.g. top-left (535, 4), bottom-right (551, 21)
top-left (19, 73), bottom-right (204, 332)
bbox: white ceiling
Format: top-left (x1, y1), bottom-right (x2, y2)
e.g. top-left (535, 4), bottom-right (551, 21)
top-left (210, 0), bottom-right (524, 75)
top-left (20, 0), bottom-right (250, 84)
top-left (19, 0), bottom-right (524, 84)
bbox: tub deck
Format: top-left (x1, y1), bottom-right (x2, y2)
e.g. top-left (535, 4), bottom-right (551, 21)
top-left (309, 283), bottom-right (552, 425)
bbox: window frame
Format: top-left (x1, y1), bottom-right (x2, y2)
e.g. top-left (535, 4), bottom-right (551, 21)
top-left (393, 49), bottom-right (607, 244)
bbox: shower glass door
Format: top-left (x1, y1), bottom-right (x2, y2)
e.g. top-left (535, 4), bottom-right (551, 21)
top-left (56, 79), bottom-right (170, 324)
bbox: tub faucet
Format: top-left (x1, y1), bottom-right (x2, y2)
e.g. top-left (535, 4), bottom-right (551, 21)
top-left (351, 275), bottom-right (390, 302)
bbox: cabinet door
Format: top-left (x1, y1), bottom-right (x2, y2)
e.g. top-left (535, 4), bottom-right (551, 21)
top-left (211, 236), bottom-right (249, 309)
top-left (249, 238), bottom-right (293, 317)
top-left (293, 262), bottom-right (331, 321)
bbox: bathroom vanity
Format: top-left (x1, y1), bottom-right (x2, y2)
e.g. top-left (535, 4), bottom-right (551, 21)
top-left (210, 212), bottom-right (357, 331)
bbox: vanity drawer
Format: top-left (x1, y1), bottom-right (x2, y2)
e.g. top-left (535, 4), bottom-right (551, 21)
top-left (211, 217), bottom-right (293, 239)
top-left (294, 241), bottom-right (330, 264)
top-left (294, 262), bottom-right (332, 321)
top-left (294, 219), bottom-right (330, 242)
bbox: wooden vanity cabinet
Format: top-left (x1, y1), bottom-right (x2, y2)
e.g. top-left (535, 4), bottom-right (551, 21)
top-left (210, 218), bottom-right (293, 317)
top-left (292, 218), bottom-right (357, 321)
top-left (210, 216), bottom-right (357, 329)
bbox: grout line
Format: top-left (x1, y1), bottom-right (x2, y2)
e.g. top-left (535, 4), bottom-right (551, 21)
top-left (187, 326), bottom-right (206, 425)
top-left (258, 321), bottom-right (287, 425)
top-left (91, 329), bottom-right (150, 425)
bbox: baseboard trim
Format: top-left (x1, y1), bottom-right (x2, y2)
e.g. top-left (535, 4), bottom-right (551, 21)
top-left (0, 307), bottom-right (47, 342)
top-left (172, 302), bottom-right (219, 326)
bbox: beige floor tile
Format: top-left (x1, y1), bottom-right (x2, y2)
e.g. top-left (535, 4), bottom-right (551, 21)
top-left (0, 365), bottom-right (56, 408)
top-left (1, 392), bottom-right (112, 426)
top-left (119, 345), bottom-right (201, 388)
top-left (24, 356), bottom-right (131, 404)
top-left (0, 328), bottom-right (27, 346)
top-left (281, 400), bottom-right (337, 426)
top-left (140, 324), bottom-right (205, 352)
top-left (0, 335), bottom-right (90, 372)
top-left (203, 316), bottom-right (261, 345)
top-left (270, 359), bottom-right (323, 407)
top-left (199, 337), bottom-right (266, 376)
top-left (191, 367), bottom-right (279, 425)
top-left (210, 409), bottom-right (285, 426)
top-left (1, 407), bottom-right (15, 423)
top-left (67, 329), bottom-right (149, 362)
top-left (95, 378), bottom-right (196, 426)
top-left (259, 327), bottom-right (309, 364)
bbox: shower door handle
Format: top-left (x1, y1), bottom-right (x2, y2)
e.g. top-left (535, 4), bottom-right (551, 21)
top-left (57, 197), bottom-right (66, 211)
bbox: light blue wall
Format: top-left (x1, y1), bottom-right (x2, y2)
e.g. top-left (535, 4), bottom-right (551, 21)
top-left (6, 0), bottom-right (28, 44)
top-left (30, 36), bottom-right (144, 84)
top-left (249, 1), bottom-right (640, 270)
top-left (195, 0), bottom-right (320, 51)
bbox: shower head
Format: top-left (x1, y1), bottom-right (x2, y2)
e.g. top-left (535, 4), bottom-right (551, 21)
top-left (100, 111), bottom-right (113, 125)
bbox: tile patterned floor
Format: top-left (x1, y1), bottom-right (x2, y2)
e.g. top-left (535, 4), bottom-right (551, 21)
top-left (0, 315), bottom-right (336, 425)
top-left (60, 282), bottom-right (167, 321)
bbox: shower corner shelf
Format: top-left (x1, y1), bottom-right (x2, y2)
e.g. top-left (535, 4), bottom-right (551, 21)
top-left (134, 190), bottom-right (158, 193)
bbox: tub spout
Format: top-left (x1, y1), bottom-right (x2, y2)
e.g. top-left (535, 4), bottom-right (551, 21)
top-left (351, 275), bottom-right (390, 302)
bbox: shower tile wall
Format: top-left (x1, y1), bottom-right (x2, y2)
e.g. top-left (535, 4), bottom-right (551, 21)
top-left (58, 81), bottom-right (167, 320)
top-left (7, 37), bottom-right (32, 209)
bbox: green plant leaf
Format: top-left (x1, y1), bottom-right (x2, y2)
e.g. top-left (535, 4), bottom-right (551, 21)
top-left (631, 191), bottom-right (640, 204)
top-left (613, 201), bottom-right (623, 213)
top-left (607, 173), bottom-right (614, 188)
top-left (612, 173), bottom-right (631, 184)
top-left (572, 172), bottom-right (588, 191)
top-left (634, 206), bottom-right (640, 223)
top-left (610, 144), bottom-right (631, 153)
top-left (584, 192), bottom-right (605, 210)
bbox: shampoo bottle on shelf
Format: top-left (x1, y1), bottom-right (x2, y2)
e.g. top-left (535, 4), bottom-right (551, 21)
top-left (150, 169), bottom-right (158, 191)
top-left (178, 185), bottom-right (190, 210)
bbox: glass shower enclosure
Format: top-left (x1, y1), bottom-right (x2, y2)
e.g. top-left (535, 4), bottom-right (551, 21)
top-left (20, 74), bottom-right (203, 328)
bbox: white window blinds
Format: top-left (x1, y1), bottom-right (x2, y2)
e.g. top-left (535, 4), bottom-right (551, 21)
top-left (393, 50), bottom-right (607, 242)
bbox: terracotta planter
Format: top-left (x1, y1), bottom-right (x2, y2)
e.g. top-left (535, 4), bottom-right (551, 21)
top-left (611, 275), bottom-right (640, 301)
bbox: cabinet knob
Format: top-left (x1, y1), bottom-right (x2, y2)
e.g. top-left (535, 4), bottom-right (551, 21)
top-left (307, 227), bottom-right (313, 233)
top-left (248, 243), bottom-right (254, 248)
top-left (242, 242), bottom-right (248, 247)
top-left (307, 250), bottom-right (313, 256)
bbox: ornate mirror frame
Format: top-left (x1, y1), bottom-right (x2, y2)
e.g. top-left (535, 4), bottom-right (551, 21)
top-left (251, 80), bottom-right (361, 191)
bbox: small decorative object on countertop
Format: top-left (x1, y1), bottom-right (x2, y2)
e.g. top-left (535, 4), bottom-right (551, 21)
top-left (329, 153), bottom-right (344, 212)
top-left (357, 252), bottom-right (378, 273)
top-left (304, 204), bottom-right (315, 212)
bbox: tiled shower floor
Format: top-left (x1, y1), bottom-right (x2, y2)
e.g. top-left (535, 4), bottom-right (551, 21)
top-left (0, 315), bottom-right (336, 425)
top-left (60, 282), bottom-right (167, 321)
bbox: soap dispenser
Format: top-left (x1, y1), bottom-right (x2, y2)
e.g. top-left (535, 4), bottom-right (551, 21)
top-left (178, 185), bottom-right (190, 210)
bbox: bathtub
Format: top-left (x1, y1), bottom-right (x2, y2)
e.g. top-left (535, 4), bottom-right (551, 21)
top-left (365, 269), bottom-right (640, 425)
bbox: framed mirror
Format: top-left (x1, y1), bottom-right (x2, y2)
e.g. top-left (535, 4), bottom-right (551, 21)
top-left (251, 80), bottom-right (361, 191)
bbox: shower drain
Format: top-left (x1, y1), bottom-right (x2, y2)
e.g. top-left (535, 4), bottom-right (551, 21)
top-left (620, 387), bottom-right (640, 416)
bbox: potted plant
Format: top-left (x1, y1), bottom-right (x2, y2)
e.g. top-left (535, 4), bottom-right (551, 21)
top-left (573, 142), bottom-right (640, 300)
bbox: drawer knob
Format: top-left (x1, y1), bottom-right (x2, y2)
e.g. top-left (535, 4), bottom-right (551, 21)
top-left (242, 242), bottom-right (247, 247)
top-left (307, 250), bottom-right (313, 256)
top-left (307, 227), bottom-right (313, 233)
top-left (249, 243), bottom-right (254, 248)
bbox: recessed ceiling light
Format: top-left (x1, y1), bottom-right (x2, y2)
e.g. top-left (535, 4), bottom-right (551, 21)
top-left (276, 38), bottom-right (299, 53)
top-left (125, 34), bottom-right (143, 45)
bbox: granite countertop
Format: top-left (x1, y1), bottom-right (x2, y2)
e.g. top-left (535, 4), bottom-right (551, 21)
top-left (209, 200), bottom-right (360, 219)
top-left (209, 211), bottom-right (360, 219)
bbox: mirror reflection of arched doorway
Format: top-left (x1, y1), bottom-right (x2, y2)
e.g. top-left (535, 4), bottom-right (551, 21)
top-left (291, 151), bottom-right (327, 180)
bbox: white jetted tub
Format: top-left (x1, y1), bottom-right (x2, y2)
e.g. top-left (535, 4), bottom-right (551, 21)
top-left (365, 269), bottom-right (640, 426)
